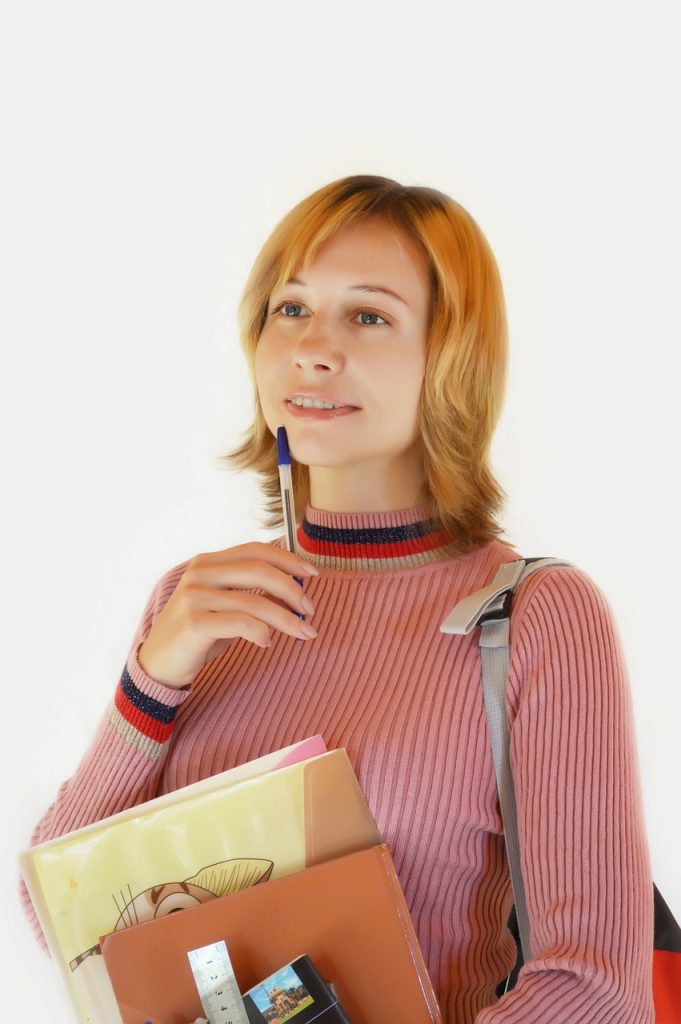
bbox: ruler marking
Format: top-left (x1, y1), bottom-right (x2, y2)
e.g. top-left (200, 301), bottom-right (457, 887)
top-left (187, 940), bottom-right (249, 1024)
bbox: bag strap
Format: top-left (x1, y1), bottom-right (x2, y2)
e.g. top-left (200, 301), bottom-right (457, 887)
top-left (440, 556), bottom-right (575, 965)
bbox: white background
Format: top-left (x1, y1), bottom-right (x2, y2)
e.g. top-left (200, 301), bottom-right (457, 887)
top-left (1, 1), bottom-right (679, 1019)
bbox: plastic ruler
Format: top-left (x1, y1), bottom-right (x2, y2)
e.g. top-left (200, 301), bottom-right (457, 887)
top-left (187, 939), bottom-right (250, 1024)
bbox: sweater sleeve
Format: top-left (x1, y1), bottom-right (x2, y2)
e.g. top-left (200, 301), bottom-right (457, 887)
top-left (19, 557), bottom-right (194, 953)
top-left (475, 565), bottom-right (655, 1023)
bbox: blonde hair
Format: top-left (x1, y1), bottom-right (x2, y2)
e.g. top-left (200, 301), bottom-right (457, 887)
top-left (217, 174), bottom-right (514, 554)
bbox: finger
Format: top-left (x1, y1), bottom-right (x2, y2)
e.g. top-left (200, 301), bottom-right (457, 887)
top-left (197, 542), bottom-right (317, 580)
top-left (185, 559), bottom-right (316, 618)
top-left (189, 593), bottom-right (317, 644)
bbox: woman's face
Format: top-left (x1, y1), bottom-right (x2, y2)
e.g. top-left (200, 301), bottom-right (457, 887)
top-left (255, 215), bottom-right (433, 511)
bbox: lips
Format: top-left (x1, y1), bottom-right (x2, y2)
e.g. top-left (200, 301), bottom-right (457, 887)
top-left (285, 398), bottom-right (359, 409)
top-left (284, 400), bottom-right (360, 420)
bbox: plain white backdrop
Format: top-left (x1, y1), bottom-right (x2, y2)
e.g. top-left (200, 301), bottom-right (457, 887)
top-left (1, 1), bottom-right (679, 1019)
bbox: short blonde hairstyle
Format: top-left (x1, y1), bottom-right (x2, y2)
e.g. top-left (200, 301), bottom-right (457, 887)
top-left (217, 174), bottom-right (513, 554)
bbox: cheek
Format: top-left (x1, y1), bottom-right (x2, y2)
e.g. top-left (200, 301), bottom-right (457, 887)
top-left (253, 346), bottom-right (281, 435)
top-left (254, 344), bottom-right (274, 402)
top-left (373, 350), bottom-right (425, 402)
top-left (255, 331), bottom-right (282, 375)
top-left (254, 342), bottom-right (266, 388)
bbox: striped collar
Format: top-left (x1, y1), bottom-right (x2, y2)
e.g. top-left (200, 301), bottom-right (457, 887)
top-left (295, 503), bottom-right (460, 572)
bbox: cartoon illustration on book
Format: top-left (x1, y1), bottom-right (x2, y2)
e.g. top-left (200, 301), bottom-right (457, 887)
top-left (69, 856), bottom-right (274, 970)
top-left (68, 857), bottom-right (274, 1023)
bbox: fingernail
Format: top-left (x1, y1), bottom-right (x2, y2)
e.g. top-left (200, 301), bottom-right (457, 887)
top-left (302, 596), bottom-right (316, 614)
top-left (299, 622), bottom-right (318, 639)
top-left (299, 563), bottom-right (319, 576)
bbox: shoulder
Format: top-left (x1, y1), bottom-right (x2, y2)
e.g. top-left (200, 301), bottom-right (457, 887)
top-left (509, 559), bottom-right (621, 659)
top-left (461, 542), bottom-right (612, 620)
top-left (514, 560), bottom-right (611, 618)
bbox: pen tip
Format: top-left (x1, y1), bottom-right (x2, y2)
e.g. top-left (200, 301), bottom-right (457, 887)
top-left (277, 426), bottom-right (291, 466)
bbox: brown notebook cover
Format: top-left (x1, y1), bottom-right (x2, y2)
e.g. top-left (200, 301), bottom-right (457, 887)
top-left (101, 842), bottom-right (443, 1024)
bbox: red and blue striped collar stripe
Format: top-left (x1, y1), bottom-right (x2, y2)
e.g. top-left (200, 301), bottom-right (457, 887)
top-left (294, 504), bottom-right (459, 571)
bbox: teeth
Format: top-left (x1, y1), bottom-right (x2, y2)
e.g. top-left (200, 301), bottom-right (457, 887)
top-left (290, 398), bottom-right (343, 409)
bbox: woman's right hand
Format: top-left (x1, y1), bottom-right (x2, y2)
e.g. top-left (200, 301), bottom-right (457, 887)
top-left (136, 542), bottom-right (319, 690)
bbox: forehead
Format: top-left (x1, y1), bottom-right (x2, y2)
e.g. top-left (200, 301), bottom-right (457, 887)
top-left (286, 217), bottom-right (431, 299)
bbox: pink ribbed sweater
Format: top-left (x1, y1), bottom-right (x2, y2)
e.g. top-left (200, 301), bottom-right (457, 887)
top-left (19, 504), bottom-right (655, 1023)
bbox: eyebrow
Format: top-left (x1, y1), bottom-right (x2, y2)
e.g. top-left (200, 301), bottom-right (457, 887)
top-left (282, 276), bottom-right (408, 307)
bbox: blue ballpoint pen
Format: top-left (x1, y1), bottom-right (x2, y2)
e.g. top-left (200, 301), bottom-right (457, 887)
top-left (277, 426), bottom-right (306, 639)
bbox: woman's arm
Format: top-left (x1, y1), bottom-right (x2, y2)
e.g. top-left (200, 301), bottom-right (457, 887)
top-left (475, 565), bottom-right (655, 1023)
top-left (18, 558), bottom-right (193, 952)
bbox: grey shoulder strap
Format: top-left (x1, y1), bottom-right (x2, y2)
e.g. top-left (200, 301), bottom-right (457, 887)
top-left (440, 556), bottom-right (574, 967)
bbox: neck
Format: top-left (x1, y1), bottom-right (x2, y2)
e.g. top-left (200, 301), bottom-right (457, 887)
top-left (307, 443), bottom-right (428, 513)
top-left (294, 502), bottom-right (461, 572)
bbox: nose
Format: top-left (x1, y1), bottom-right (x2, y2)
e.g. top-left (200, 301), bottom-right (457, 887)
top-left (293, 319), bottom-right (343, 372)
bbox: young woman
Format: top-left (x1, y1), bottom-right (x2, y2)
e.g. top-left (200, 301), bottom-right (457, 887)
top-left (20, 175), bottom-right (655, 1023)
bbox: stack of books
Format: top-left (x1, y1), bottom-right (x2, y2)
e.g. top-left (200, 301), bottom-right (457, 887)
top-left (20, 736), bottom-right (443, 1024)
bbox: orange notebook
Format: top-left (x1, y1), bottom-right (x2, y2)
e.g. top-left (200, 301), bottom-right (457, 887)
top-left (101, 843), bottom-right (443, 1024)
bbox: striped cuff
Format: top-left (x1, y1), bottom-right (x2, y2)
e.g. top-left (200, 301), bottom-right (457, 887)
top-left (108, 645), bottom-right (190, 761)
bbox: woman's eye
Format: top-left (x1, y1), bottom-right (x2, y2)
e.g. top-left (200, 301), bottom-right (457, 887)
top-left (276, 301), bottom-right (305, 318)
top-left (270, 300), bottom-right (387, 326)
top-left (356, 310), bottom-right (387, 326)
